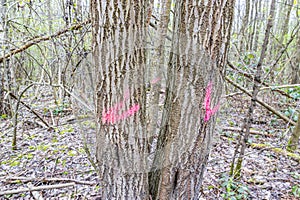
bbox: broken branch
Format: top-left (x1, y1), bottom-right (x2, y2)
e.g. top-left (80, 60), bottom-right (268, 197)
top-left (225, 76), bottom-right (296, 126)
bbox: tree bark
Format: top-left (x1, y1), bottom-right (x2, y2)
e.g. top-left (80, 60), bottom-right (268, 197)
top-left (91, 0), bottom-right (235, 199)
top-left (149, 0), bottom-right (235, 199)
top-left (92, 1), bottom-right (150, 199)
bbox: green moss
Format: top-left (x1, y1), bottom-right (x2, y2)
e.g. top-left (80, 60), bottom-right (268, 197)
top-left (251, 143), bottom-right (300, 162)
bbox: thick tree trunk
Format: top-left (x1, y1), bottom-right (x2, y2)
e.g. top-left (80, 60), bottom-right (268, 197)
top-left (91, 0), bottom-right (235, 199)
top-left (148, 1), bottom-right (235, 199)
top-left (92, 1), bottom-right (150, 199)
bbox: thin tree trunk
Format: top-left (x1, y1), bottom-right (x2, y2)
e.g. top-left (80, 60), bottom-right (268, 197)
top-left (239, 0), bottom-right (250, 52)
top-left (0, 0), bottom-right (11, 115)
top-left (231, 0), bottom-right (276, 179)
top-left (252, 0), bottom-right (261, 52)
top-left (247, 0), bottom-right (255, 51)
top-left (279, 0), bottom-right (293, 45)
top-left (287, 111), bottom-right (300, 151)
top-left (291, 14), bottom-right (300, 84)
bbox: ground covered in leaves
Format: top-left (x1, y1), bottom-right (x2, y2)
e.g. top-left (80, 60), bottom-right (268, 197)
top-left (0, 88), bottom-right (299, 199)
top-left (202, 93), bottom-right (300, 200)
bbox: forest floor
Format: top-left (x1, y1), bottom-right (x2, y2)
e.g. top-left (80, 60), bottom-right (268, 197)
top-left (0, 87), bottom-right (299, 199)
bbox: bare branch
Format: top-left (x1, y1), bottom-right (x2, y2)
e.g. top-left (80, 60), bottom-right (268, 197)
top-left (0, 183), bottom-right (75, 196)
top-left (4, 88), bottom-right (51, 128)
top-left (0, 19), bottom-right (91, 64)
top-left (227, 61), bottom-right (293, 99)
top-left (221, 126), bottom-right (274, 137)
top-left (225, 76), bottom-right (296, 126)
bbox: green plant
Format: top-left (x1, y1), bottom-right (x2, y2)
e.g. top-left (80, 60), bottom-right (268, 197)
top-left (0, 114), bottom-right (8, 119)
top-left (67, 150), bottom-right (77, 156)
top-left (53, 105), bottom-right (64, 115)
top-left (220, 174), bottom-right (249, 200)
top-left (10, 160), bottom-right (21, 167)
top-left (286, 86), bottom-right (300, 100)
top-left (59, 126), bottom-right (74, 135)
top-left (284, 107), bottom-right (298, 122)
top-left (292, 185), bottom-right (300, 197)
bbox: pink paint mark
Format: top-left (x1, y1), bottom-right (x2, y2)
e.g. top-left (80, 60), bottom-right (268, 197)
top-left (151, 77), bottom-right (161, 85)
top-left (102, 104), bottom-right (140, 124)
top-left (102, 77), bottom-right (160, 124)
top-left (102, 89), bottom-right (140, 124)
top-left (204, 81), bottom-right (220, 122)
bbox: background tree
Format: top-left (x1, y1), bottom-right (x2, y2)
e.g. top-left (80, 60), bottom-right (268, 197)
top-left (287, 111), bottom-right (300, 151)
top-left (226, 0), bottom-right (300, 182)
top-left (0, 0), bottom-right (11, 116)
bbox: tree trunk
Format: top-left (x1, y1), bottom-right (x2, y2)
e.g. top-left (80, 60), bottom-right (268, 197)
top-left (92, 1), bottom-right (151, 198)
top-left (291, 17), bottom-right (300, 84)
top-left (287, 111), bottom-right (300, 151)
top-left (0, 0), bottom-right (11, 116)
top-left (239, 0), bottom-right (250, 52)
top-left (91, 0), bottom-right (235, 199)
top-left (149, 0), bottom-right (235, 199)
top-left (231, 0), bottom-right (276, 179)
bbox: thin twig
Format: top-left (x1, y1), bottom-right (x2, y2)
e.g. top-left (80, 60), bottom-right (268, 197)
top-left (0, 183), bottom-right (75, 196)
top-left (260, 84), bottom-right (300, 90)
top-left (227, 61), bottom-right (293, 99)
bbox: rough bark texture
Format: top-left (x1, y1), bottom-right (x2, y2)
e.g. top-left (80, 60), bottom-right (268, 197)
top-left (149, 0), bottom-right (235, 199)
top-left (91, 0), bottom-right (235, 199)
top-left (92, 1), bottom-right (150, 199)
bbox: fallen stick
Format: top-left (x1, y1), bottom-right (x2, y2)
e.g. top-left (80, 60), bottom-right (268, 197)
top-left (0, 176), bottom-right (95, 186)
top-left (260, 84), bottom-right (300, 90)
top-left (225, 76), bottom-right (296, 126)
top-left (221, 126), bottom-right (273, 137)
top-left (4, 89), bottom-right (51, 128)
top-left (220, 135), bottom-right (300, 162)
top-left (0, 182), bottom-right (75, 196)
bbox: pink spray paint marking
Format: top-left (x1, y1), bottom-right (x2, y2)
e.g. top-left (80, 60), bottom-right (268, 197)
top-left (102, 77), bottom-right (160, 124)
top-left (102, 103), bottom-right (140, 124)
top-left (151, 77), bottom-right (161, 85)
top-left (204, 81), bottom-right (220, 122)
top-left (102, 90), bottom-right (140, 124)
top-left (102, 102), bottom-right (140, 124)
top-left (102, 90), bottom-right (129, 124)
